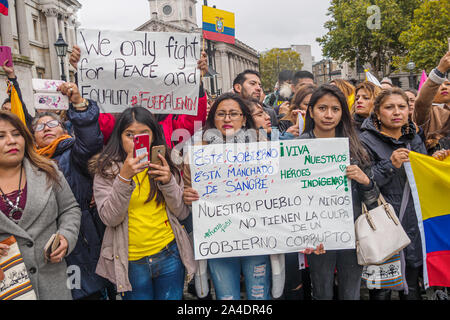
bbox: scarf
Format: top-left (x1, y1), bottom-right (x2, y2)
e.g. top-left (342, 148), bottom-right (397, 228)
top-left (35, 134), bottom-right (73, 158)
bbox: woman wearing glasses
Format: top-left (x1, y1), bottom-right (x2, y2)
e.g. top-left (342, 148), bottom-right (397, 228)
top-left (32, 83), bottom-right (110, 300)
top-left (182, 93), bottom-right (273, 300)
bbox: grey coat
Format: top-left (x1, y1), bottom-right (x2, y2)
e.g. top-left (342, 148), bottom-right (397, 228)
top-left (0, 159), bottom-right (81, 300)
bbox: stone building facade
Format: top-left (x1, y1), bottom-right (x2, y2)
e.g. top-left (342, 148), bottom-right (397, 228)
top-left (0, 0), bottom-right (81, 113)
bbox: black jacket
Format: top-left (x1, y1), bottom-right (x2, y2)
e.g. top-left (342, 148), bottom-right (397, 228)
top-left (353, 113), bottom-right (366, 136)
top-left (299, 131), bottom-right (380, 222)
top-left (53, 101), bottom-right (108, 299)
top-left (359, 116), bottom-right (427, 267)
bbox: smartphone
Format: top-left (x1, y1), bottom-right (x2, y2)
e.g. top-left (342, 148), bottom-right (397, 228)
top-left (151, 145), bottom-right (166, 166)
top-left (0, 46), bottom-right (12, 67)
top-left (133, 134), bottom-right (150, 164)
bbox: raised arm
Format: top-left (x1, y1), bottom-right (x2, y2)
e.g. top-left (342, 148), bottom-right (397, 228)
top-left (59, 82), bottom-right (104, 176)
top-left (414, 51), bottom-right (450, 126)
top-left (2, 61), bottom-right (34, 130)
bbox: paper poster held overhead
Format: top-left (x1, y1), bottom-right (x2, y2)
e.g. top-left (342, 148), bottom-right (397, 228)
top-left (77, 29), bottom-right (201, 115)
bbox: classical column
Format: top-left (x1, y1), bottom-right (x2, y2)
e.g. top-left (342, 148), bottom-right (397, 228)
top-left (0, 9), bottom-right (14, 48)
top-left (15, 0), bottom-right (31, 57)
top-left (44, 7), bottom-right (61, 80)
top-left (58, 14), bottom-right (65, 39)
top-left (228, 53), bottom-right (235, 83)
top-left (219, 49), bottom-right (230, 92)
top-left (67, 18), bottom-right (76, 48)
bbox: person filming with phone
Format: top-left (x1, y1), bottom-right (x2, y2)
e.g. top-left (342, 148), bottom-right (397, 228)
top-left (92, 106), bottom-right (195, 300)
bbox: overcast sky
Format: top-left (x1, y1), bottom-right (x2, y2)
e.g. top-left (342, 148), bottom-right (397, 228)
top-left (76, 0), bottom-right (330, 61)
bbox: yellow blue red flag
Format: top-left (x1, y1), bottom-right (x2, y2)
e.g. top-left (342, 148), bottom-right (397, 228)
top-left (7, 81), bottom-right (26, 126)
top-left (405, 152), bottom-right (450, 288)
top-left (202, 6), bottom-right (235, 45)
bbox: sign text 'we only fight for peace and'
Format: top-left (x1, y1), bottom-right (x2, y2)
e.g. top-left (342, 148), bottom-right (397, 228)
top-left (77, 29), bottom-right (201, 115)
top-left (189, 138), bottom-right (356, 260)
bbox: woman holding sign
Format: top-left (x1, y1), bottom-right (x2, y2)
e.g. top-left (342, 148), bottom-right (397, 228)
top-left (32, 83), bottom-right (109, 300)
top-left (183, 93), bottom-right (279, 300)
top-left (359, 88), bottom-right (427, 300)
top-left (92, 106), bottom-right (195, 300)
top-left (299, 84), bottom-right (380, 300)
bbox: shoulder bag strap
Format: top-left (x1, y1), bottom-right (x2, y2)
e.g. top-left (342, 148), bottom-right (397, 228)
top-left (399, 142), bottom-right (412, 222)
top-left (399, 142), bottom-right (412, 295)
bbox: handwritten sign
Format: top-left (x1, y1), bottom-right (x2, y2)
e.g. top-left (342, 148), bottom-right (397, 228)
top-left (32, 79), bottom-right (69, 110)
top-left (189, 138), bottom-right (355, 260)
top-left (77, 29), bottom-right (201, 114)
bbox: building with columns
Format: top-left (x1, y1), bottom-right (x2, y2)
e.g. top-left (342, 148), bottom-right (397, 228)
top-left (0, 0), bottom-right (81, 113)
top-left (137, 0), bottom-right (259, 96)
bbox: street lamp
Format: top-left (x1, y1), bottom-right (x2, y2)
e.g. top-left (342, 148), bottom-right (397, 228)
top-left (407, 61), bottom-right (416, 89)
top-left (54, 32), bottom-right (68, 81)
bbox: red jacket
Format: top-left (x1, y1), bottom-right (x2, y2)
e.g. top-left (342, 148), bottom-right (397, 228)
top-left (158, 92), bottom-right (207, 148)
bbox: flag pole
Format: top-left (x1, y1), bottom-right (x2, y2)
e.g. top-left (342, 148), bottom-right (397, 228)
top-left (203, 0), bottom-right (216, 95)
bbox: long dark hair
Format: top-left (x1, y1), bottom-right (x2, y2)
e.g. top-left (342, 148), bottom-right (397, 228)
top-left (0, 111), bottom-right (61, 187)
top-left (305, 84), bottom-right (370, 165)
top-left (204, 92), bottom-right (257, 132)
top-left (95, 107), bottom-right (180, 205)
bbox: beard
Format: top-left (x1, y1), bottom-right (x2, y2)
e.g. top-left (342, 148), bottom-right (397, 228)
top-left (279, 82), bottom-right (293, 100)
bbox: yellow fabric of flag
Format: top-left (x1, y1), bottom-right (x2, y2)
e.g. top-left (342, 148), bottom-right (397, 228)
top-left (409, 151), bottom-right (450, 221)
top-left (7, 81), bottom-right (26, 126)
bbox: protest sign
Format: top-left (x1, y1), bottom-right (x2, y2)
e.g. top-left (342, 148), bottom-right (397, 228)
top-left (189, 138), bottom-right (355, 260)
top-left (32, 79), bottom-right (68, 110)
top-left (77, 29), bottom-right (201, 115)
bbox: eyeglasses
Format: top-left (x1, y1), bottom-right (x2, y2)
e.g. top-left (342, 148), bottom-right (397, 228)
top-left (34, 119), bottom-right (60, 132)
top-left (215, 112), bottom-right (243, 120)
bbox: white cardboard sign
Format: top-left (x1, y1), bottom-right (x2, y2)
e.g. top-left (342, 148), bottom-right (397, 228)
top-left (189, 138), bottom-right (355, 260)
top-left (77, 29), bottom-right (201, 114)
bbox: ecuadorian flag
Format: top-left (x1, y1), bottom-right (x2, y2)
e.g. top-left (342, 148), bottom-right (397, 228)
top-left (0, 0), bottom-right (8, 16)
top-left (7, 81), bottom-right (26, 126)
top-left (202, 6), bottom-right (235, 45)
top-left (405, 152), bottom-right (450, 288)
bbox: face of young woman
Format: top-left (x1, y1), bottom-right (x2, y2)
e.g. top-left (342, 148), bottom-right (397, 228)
top-left (309, 94), bottom-right (343, 135)
top-left (251, 105), bottom-right (272, 133)
top-left (214, 99), bottom-right (247, 137)
top-left (33, 116), bottom-right (66, 149)
top-left (0, 120), bottom-right (25, 168)
top-left (354, 88), bottom-right (374, 118)
top-left (121, 122), bottom-right (154, 155)
top-left (376, 94), bottom-right (409, 132)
